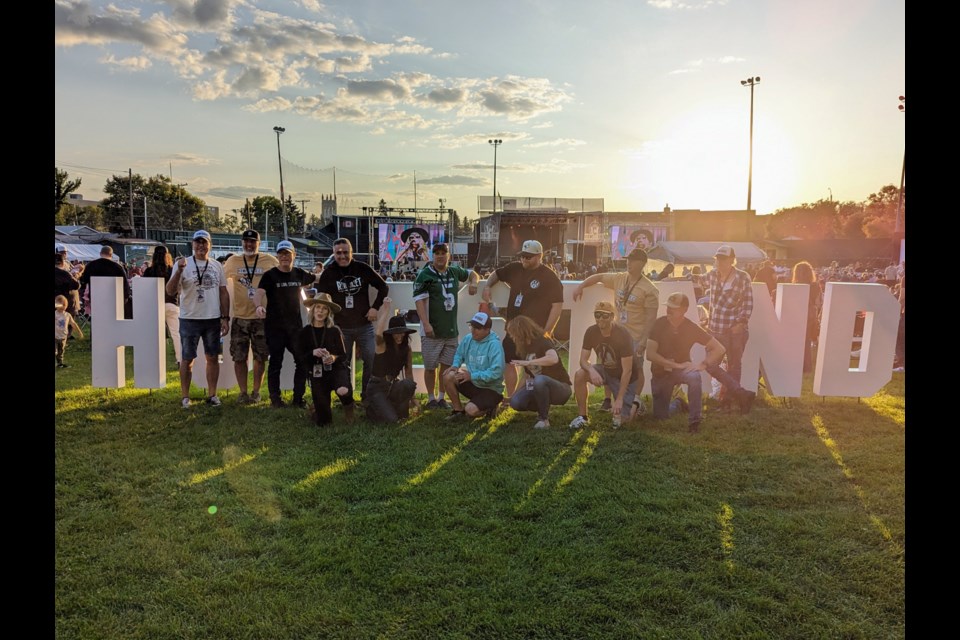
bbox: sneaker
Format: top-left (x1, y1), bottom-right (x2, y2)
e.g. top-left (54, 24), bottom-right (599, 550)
top-left (688, 420), bottom-right (701, 434)
top-left (206, 395), bottom-right (222, 407)
top-left (181, 397), bottom-right (191, 409)
top-left (599, 398), bottom-right (612, 412)
top-left (533, 419), bottom-right (550, 430)
top-left (612, 415), bottom-right (622, 429)
top-left (57, 363), bottom-right (70, 368)
top-left (569, 415), bottom-right (589, 430)
top-left (892, 366), bottom-right (905, 373)
top-left (270, 397), bottom-right (286, 409)
top-left (445, 410), bottom-right (467, 422)
top-left (238, 392), bottom-right (251, 405)
top-left (250, 391), bottom-right (262, 403)
top-left (633, 398), bottom-right (646, 415)
top-left (437, 399), bottom-right (451, 410)
top-left (424, 399), bottom-right (440, 410)
top-left (737, 389), bottom-right (756, 415)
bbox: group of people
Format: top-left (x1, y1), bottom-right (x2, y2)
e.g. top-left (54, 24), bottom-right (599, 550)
top-left (76, 229), bottom-right (890, 433)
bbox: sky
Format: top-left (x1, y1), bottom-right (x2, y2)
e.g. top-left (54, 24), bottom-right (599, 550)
top-left (54, 0), bottom-right (905, 226)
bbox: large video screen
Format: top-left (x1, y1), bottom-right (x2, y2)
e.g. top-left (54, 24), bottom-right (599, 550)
top-left (378, 223), bottom-right (448, 265)
top-left (610, 225), bottom-right (669, 259)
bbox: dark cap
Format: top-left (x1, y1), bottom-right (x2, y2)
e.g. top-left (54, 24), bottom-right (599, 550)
top-left (626, 247), bottom-right (648, 262)
top-left (242, 229), bottom-right (260, 241)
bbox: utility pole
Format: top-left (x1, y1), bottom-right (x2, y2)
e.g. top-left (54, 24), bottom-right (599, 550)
top-left (128, 168), bottom-right (134, 234)
top-left (299, 199), bottom-right (311, 234)
top-left (177, 183), bottom-right (188, 231)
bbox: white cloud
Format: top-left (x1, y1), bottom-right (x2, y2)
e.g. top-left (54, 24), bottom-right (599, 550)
top-left (100, 53), bottom-right (152, 70)
top-left (647, 0), bottom-right (728, 9)
top-left (669, 55), bottom-right (744, 75)
top-left (417, 175), bottom-right (488, 187)
top-left (55, 2), bottom-right (573, 135)
top-left (525, 138), bottom-right (587, 149)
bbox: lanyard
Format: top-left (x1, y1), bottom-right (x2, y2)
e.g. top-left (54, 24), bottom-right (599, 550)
top-left (242, 254), bottom-right (259, 285)
top-left (428, 264), bottom-right (453, 291)
top-left (193, 259), bottom-right (209, 289)
top-left (618, 274), bottom-right (643, 311)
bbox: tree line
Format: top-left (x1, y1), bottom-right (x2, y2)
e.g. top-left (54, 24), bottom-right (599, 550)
top-left (56, 167), bottom-right (903, 240)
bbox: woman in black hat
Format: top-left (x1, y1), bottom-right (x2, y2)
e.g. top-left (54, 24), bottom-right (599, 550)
top-left (394, 226), bottom-right (430, 269)
top-left (297, 292), bottom-right (355, 425)
top-left (365, 297), bottom-right (418, 423)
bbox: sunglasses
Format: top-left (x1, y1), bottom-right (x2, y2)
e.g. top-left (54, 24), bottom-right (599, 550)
top-left (520, 253), bottom-right (538, 259)
top-left (594, 312), bottom-right (613, 319)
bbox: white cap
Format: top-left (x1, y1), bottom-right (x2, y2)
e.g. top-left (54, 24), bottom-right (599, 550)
top-left (468, 311), bottom-right (491, 328)
top-left (521, 240), bottom-right (543, 255)
top-left (276, 240), bottom-right (295, 253)
top-left (192, 230), bottom-right (211, 242)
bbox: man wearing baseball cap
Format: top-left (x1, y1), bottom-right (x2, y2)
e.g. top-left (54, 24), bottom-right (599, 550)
top-left (573, 246), bottom-right (659, 415)
top-left (442, 311), bottom-right (505, 421)
top-left (692, 245), bottom-right (755, 408)
top-left (646, 292), bottom-right (755, 433)
top-left (222, 229), bottom-right (279, 404)
top-left (481, 239), bottom-right (563, 406)
top-left (569, 300), bottom-right (641, 429)
top-left (166, 229), bottom-right (230, 408)
top-left (254, 239), bottom-right (320, 408)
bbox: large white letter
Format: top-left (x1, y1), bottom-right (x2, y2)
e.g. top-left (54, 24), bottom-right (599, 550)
top-left (739, 283), bottom-right (809, 397)
top-left (91, 276), bottom-right (165, 388)
top-left (813, 283), bottom-right (899, 397)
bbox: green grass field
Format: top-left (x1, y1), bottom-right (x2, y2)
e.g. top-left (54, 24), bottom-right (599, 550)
top-left (55, 337), bottom-right (904, 639)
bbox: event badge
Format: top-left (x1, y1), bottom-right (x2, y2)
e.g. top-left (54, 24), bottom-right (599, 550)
top-left (345, 295), bottom-right (354, 309)
top-left (443, 294), bottom-right (455, 312)
top-left (514, 293), bottom-right (523, 307)
top-left (313, 363), bottom-right (324, 378)
top-left (247, 287), bottom-right (256, 299)
top-left (620, 310), bottom-right (628, 324)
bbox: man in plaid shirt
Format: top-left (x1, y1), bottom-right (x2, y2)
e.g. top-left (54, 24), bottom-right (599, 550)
top-left (693, 245), bottom-right (754, 405)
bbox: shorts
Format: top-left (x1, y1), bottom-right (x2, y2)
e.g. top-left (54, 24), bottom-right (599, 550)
top-left (421, 336), bottom-right (459, 369)
top-left (591, 363), bottom-right (637, 408)
top-left (456, 380), bottom-right (503, 412)
top-left (180, 318), bottom-right (222, 361)
top-left (230, 318), bottom-right (269, 362)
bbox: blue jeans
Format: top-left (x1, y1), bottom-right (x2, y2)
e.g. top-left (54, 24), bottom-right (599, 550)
top-left (652, 371), bottom-right (703, 425)
top-left (711, 329), bottom-right (749, 386)
top-left (510, 374), bottom-right (573, 421)
top-left (340, 323), bottom-right (376, 398)
top-left (652, 365), bottom-right (744, 424)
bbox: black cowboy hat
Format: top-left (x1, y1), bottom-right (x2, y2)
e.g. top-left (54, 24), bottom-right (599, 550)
top-left (400, 227), bottom-right (429, 243)
top-left (384, 315), bottom-right (417, 334)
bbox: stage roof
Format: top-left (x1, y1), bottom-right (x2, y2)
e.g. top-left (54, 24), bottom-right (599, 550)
top-left (647, 241), bottom-right (767, 265)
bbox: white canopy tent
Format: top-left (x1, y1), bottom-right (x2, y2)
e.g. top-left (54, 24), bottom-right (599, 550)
top-left (56, 243), bottom-right (116, 263)
top-left (647, 241), bottom-right (767, 266)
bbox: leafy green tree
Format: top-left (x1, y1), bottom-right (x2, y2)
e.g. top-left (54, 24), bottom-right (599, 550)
top-left (249, 196), bottom-right (302, 237)
top-left (101, 173), bottom-right (205, 234)
top-left (55, 168), bottom-right (82, 219)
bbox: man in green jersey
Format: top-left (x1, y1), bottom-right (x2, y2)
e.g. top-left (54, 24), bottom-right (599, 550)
top-left (413, 243), bottom-right (480, 409)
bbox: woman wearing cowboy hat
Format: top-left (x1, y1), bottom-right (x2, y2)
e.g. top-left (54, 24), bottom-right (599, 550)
top-left (365, 297), bottom-right (418, 424)
top-left (394, 226), bottom-right (430, 268)
top-left (297, 292), bottom-right (355, 425)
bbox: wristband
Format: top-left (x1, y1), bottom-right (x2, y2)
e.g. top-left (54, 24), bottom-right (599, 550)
top-left (221, 316), bottom-right (229, 320)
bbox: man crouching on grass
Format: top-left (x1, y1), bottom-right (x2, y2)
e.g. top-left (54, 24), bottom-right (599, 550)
top-left (441, 312), bottom-right (505, 421)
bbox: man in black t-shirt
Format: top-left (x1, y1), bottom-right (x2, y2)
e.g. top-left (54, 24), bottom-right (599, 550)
top-left (481, 239), bottom-right (564, 404)
top-left (646, 292), bottom-right (755, 433)
top-left (316, 238), bottom-right (390, 399)
top-left (569, 301), bottom-right (639, 430)
top-left (254, 240), bottom-right (319, 408)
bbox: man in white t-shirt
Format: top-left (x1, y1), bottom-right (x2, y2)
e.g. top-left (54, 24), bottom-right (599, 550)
top-left (166, 230), bottom-right (230, 408)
